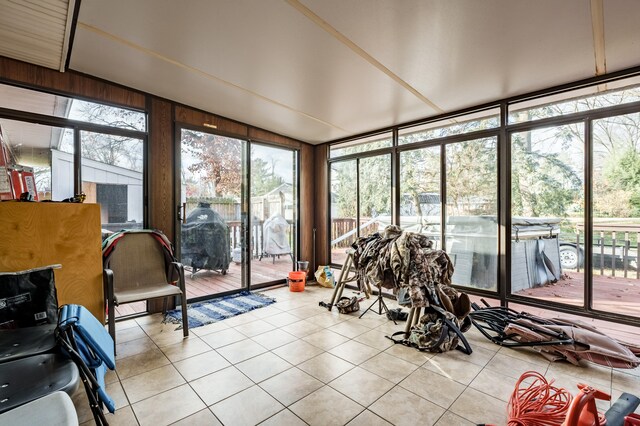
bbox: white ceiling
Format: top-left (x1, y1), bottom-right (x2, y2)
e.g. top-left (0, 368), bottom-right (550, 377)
top-left (62, 0), bottom-right (640, 144)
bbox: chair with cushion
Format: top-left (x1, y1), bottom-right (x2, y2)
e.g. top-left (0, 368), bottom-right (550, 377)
top-left (102, 230), bottom-right (189, 346)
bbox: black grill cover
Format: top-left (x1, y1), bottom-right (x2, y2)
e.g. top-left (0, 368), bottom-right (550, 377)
top-left (181, 202), bottom-right (231, 272)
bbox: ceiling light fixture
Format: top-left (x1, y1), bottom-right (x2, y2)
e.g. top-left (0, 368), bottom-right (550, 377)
top-left (203, 123), bottom-right (217, 129)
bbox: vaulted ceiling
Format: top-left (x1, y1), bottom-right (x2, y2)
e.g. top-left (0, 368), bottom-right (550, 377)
top-left (3, 0), bottom-right (640, 144)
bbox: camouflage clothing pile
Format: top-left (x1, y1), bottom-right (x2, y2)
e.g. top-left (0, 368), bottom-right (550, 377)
top-left (352, 225), bottom-right (473, 354)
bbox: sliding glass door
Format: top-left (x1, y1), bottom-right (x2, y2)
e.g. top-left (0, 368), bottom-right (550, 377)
top-left (177, 128), bottom-right (248, 300)
top-left (249, 143), bottom-right (298, 286)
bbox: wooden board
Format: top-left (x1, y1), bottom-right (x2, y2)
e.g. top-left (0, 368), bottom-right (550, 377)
top-left (0, 203), bottom-right (104, 322)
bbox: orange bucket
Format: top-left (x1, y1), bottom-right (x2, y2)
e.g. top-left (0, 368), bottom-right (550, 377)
top-left (288, 271), bottom-right (306, 292)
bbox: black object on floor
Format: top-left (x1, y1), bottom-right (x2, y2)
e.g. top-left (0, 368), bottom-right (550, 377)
top-left (360, 288), bottom-right (396, 325)
top-left (386, 308), bottom-right (408, 321)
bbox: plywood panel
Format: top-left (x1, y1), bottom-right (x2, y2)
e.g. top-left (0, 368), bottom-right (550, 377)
top-left (314, 144), bottom-right (329, 266)
top-left (0, 57), bottom-right (145, 109)
top-left (0, 203), bottom-right (104, 322)
top-left (175, 105), bottom-right (248, 137)
top-left (149, 97), bottom-right (174, 241)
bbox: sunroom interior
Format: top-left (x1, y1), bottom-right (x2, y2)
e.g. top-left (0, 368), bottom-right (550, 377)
top-left (0, 1), bottom-right (639, 425)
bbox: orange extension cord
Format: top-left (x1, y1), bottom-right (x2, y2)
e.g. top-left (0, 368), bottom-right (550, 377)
top-left (507, 371), bottom-right (574, 426)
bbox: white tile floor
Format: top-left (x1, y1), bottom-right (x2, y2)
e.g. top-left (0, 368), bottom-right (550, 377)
top-left (75, 285), bottom-right (640, 425)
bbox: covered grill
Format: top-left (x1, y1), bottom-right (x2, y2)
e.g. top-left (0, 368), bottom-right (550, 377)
top-left (259, 213), bottom-right (293, 263)
top-left (181, 202), bottom-right (231, 275)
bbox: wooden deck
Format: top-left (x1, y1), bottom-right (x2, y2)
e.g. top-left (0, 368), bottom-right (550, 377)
top-left (114, 257), bottom-right (295, 317)
top-left (514, 271), bottom-right (640, 317)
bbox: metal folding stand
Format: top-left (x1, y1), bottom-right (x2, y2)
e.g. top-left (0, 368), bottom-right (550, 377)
top-left (327, 250), bottom-right (370, 311)
top-left (403, 306), bottom-right (422, 337)
top-left (359, 285), bottom-right (396, 324)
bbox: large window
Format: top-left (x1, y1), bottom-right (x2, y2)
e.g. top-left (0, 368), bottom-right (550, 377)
top-left (327, 73), bottom-right (640, 325)
top-left (0, 83), bottom-right (147, 232)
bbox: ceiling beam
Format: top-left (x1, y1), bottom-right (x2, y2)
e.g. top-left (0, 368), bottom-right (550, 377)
top-left (590, 0), bottom-right (606, 76)
top-left (285, 0), bottom-right (444, 114)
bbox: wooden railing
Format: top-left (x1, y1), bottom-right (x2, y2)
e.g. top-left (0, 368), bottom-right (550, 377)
top-left (331, 218), bottom-right (380, 248)
top-left (575, 223), bottom-right (639, 279)
top-left (227, 220), bottom-right (295, 258)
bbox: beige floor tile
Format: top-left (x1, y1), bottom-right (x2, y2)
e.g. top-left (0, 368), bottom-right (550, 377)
top-left (72, 386), bottom-right (94, 424)
top-left (346, 409), bottom-right (392, 426)
top-left (150, 329), bottom-right (189, 348)
top-left (233, 319), bottom-right (277, 337)
top-left (116, 325), bottom-right (147, 343)
top-left (369, 386), bottom-right (445, 426)
top-left (217, 339), bottom-right (267, 364)
top-left (290, 386), bottom-right (364, 426)
top-left (444, 345), bottom-right (496, 367)
top-left (138, 320), bottom-right (181, 338)
top-left (497, 346), bottom-right (552, 367)
top-left (210, 385), bottom-right (284, 426)
top-left (116, 319), bottom-right (140, 331)
top-left (462, 328), bottom-right (501, 353)
top-left (329, 340), bottom-right (381, 365)
top-left (200, 328), bottom-right (246, 349)
top-left (615, 365), bottom-right (640, 378)
top-left (308, 312), bottom-right (350, 328)
top-left (103, 405), bottom-right (140, 426)
top-left (259, 409), bottom-right (307, 426)
top-left (248, 305), bottom-right (284, 319)
top-left (190, 366), bottom-right (253, 406)
top-left (290, 306), bottom-right (325, 319)
top-left (353, 329), bottom-right (395, 351)
top-left (260, 367), bottom-right (324, 406)
top-left (449, 387), bottom-right (507, 426)
top-left (280, 319), bottom-right (325, 338)
top-left (360, 352), bottom-right (419, 384)
top-left (329, 321), bottom-right (371, 339)
top-left (116, 346), bottom-right (170, 379)
top-left (236, 352), bottom-right (293, 382)
top-left (434, 411), bottom-right (475, 426)
top-left (423, 354), bottom-right (484, 385)
top-left (383, 344), bottom-right (433, 366)
top-left (132, 384), bottom-right (206, 426)
top-left (173, 350), bottom-right (231, 381)
top-left (347, 315), bottom-right (389, 330)
top-left (105, 368), bottom-right (119, 385)
top-left (251, 328), bottom-right (299, 350)
top-left (272, 340), bottom-right (325, 365)
top-left (330, 367), bottom-right (395, 406)
top-left (170, 408), bottom-right (222, 425)
top-left (298, 352), bottom-right (355, 383)
top-left (302, 329), bottom-right (351, 350)
top-left (545, 370), bottom-right (608, 397)
top-left (106, 380), bottom-right (130, 409)
top-left (134, 313), bottom-right (164, 326)
top-left (484, 352), bottom-right (545, 381)
top-left (121, 364), bottom-right (185, 403)
top-left (399, 367), bottom-right (466, 409)
top-left (468, 368), bottom-right (518, 402)
top-left (220, 312), bottom-right (259, 327)
top-left (264, 312), bottom-right (302, 327)
top-left (546, 361), bottom-right (612, 388)
top-left (115, 335), bottom-right (157, 360)
top-left (613, 370), bottom-right (640, 394)
top-left (190, 321), bottom-right (230, 337)
top-left (161, 337), bottom-right (212, 363)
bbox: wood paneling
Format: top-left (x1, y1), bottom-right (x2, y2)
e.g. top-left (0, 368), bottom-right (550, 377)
top-left (0, 203), bottom-right (104, 322)
top-left (314, 144), bottom-right (329, 267)
top-left (0, 57), bottom-right (145, 109)
top-left (175, 105), bottom-right (248, 137)
top-left (148, 97), bottom-right (174, 241)
top-left (249, 127), bottom-right (301, 149)
top-left (300, 143), bottom-right (315, 271)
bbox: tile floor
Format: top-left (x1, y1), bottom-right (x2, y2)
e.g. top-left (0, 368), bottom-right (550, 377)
top-left (75, 285), bottom-right (640, 425)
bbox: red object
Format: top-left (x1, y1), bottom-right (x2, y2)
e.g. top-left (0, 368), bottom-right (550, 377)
top-left (563, 384), bottom-right (610, 426)
top-left (288, 271), bottom-right (306, 292)
top-left (625, 414), bottom-right (640, 425)
top-left (508, 371), bottom-right (573, 426)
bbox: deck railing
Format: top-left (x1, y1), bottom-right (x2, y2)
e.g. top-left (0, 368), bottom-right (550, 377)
top-left (576, 224), bottom-right (639, 278)
top-left (227, 220), bottom-right (295, 258)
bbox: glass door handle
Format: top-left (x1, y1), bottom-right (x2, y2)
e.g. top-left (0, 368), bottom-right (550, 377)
top-left (177, 203), bottom-right (187, 224)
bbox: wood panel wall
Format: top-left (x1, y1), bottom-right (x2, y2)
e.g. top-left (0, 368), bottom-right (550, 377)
top-left (0, 56), bottom-right (320, 290)
top-left (314, 144), bottom-right (329, 267)
top-left (0, 57), bottom-right (145, 109)
top-left (149, 98), bottom-right (174, 241)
